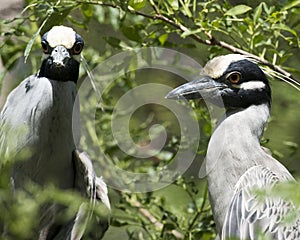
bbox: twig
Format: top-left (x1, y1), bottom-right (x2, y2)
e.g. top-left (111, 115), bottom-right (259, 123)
top-left (132, 199), bottom-right (184, 239)
top-left (146, 5), bottom-right (298, 84)
top-left (188, 184), bottom-right (208, 232)
top-left (79, 0), bottom-right (299, 86)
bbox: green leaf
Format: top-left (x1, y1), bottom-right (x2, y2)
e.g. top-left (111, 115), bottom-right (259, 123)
top-left (179, 0), bottom-right (192, 17)
top-left (225, 5), bottom-right (252, 16)
top-left (283, 141), bottom-right (298, 150)
top-left (81, 3), bottom-right (93, 18)
top-left (283, 0), bottom-right (300, 10)
top-left (272, 23), bottom-right (298, 37)
top-left (103, 36), bottom-right (121, 48)
top-left (24, 17), bottom-right (49, 62)
top-left (111, 218), bottom-right (131, 227)
top-left (279, 53), bottom-right (293, 65)
top-left (163, 222), bottom-right (176, 230)
top-left (168, 0), bottom-right (179, 10)
top-left (121, 26), bottom-right (142, 42)
top-left (158, 33), bottom-right (169, 45)
top-left (253, 3), bottom-right (263, 24)
top-left (129, 0), bottom-right (146, 10)
top-left (181, 28), bottom-right (202, 38)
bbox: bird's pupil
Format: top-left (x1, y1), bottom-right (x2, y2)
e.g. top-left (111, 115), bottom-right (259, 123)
top-left (73, 43), bottom-right (82, 54)
top-left (41, 42), bottom-right (48, 53)
top-left (227, 72), bottom-right (241, 83)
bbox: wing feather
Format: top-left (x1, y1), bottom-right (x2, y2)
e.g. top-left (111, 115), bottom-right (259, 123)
top-left (72, 149), bottom-right (110, 239)
top-left (0, 75), bottom-right (53, 161)
top-left (222, 165), bottom-right (300, 240)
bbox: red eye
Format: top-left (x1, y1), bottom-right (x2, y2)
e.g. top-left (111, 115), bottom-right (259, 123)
top-left (41, 41), bottom-right (49, 54)
top-left (72, 43), bottom-right (83, 54)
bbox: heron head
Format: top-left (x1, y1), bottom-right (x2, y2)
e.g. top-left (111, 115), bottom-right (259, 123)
top-left (166, 54), bottom-right (271, 109)
top-left (38, 26), bottom-right (84, 83)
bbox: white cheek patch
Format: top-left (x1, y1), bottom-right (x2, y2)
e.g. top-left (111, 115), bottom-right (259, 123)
top-left (236, 81), bottom-right (266, 90)
top-left (46, 26), bottom-right (76, 49)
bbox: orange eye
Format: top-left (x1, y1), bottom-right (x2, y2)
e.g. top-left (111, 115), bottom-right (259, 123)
top-left (41, 41), bottom-right (49, 54)
top-left (72, 43), bottom-right (83, 55)
top-left (227, 71), bottom-right (241, 84)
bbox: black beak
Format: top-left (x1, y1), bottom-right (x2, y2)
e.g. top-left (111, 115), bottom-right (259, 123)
top-left (165, 76), bottom-right (227, 100)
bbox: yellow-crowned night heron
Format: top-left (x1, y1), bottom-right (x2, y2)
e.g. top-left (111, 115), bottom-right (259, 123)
top-left (0, 26), bottom-right (110, 239)
top-left (166, 54), bottom-right (300, 239)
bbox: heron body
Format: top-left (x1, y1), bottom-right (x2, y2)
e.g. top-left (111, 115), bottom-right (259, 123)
top-left (1, 76), bottom-right (79, 189)
top-left (0, 26), bottom-right (109, 239)
top-left (167, 54), bottom-right (300, 239)
top-left (206, 103), bottom-right (296, 239)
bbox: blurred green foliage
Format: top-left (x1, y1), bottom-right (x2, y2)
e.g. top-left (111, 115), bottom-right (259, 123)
top-left (1, 0), bottom-right (300, 239)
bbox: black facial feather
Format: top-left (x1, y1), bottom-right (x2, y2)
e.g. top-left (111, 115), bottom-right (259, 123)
top-left (38, 30), bottom-right (83, 83)
top-left (38, 57), bottom-right (80, 83)
top-left (216, 60), bottom-right (271, 109)
top-left (75, 33), bottom-right (84, 47)
top-left (224, 60), bottom-right (269, 85)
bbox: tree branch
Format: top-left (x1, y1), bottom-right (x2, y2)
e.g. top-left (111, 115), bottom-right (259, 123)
top-left (81, 0), bottom-right (300, 88)
top-left (146, 2), bottom-right (298, 86)
top-left (132, 199), bottom-right (184, 239)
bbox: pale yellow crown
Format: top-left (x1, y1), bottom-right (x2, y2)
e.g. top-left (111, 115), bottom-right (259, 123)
top-left (46, 26), bottom-right (76, 49)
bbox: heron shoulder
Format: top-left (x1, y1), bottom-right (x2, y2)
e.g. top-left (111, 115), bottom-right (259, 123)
top-left (222, 165), bottom-right (297, 240)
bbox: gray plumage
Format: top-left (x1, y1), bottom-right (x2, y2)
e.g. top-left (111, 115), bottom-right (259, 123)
top-left (0, 26), bottom-right (110, 239)
top-left (207, 104), bottom-right (298, 239)
top-left (0, 75), bottom-right (79, 189)
top-left (166, 54), bottom-right (300, 239)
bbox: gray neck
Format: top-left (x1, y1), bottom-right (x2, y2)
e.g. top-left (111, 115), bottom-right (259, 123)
top-left (226, 104), bottom-right (269, 137)
top-left (205, 103), bottom-right (270, 232)
top-left (207, 104), bottom-right (270, 169)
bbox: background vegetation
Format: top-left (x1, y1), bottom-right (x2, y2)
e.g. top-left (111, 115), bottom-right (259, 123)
top-left (1, 0), bottom-right (300, 239)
